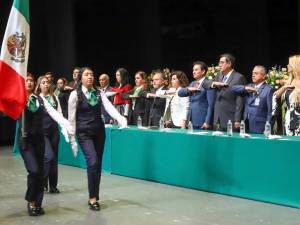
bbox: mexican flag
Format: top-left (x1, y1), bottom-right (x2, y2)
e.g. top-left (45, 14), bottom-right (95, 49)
top-left (0, 0), bottom-right (29, 120)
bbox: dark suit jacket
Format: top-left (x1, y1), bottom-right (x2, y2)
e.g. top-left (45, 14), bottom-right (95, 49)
top-left (58, 89), bottom-right (71, 118)
top-left (202, 71), bottom-right (246, 129)
top-left (178, 80), bottom-right (215, 128)
top-left (231, 83), bottom-right (273, 133)
top-left (140, 86), bottom-right (167, 126)
top-left (123, 88), bottom-right (150, 126)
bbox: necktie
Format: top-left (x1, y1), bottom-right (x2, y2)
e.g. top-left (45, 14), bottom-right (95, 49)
top-left (194, 81), bottom-right (200, 88)
top-left (27, 96), bottom-right (38, 112)
top-left (222, 75), bottom-right (227, 83)
top-left (88, 90), bottom-right (98, 106)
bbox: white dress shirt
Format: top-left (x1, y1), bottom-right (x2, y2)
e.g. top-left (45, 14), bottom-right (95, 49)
top-left (68, 86), bottom-right (127, 134)
top-left (68, 86), bottom-right (127, 156)
top-left (197, 77), bottom-right (205, 89)
top-left (222, 69), bottom-right (234, 83)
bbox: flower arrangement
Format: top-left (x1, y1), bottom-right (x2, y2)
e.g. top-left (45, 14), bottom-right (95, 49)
top-left (266, 66), bottom-right (289, 89)
top-left (206, 65), bottom-right (220, 80)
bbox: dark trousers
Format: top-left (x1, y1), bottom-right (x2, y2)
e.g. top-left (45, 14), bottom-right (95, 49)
top-left (44, 130), bottom-right (60, 189)
top-left (78, 130), bottom-right (105, 200)
top-left (20, 133), bottom-right (45, 206)
top-left (149, 115), bottom-right (162, 127)
top-left (129, 111), bottom-right (147, 126)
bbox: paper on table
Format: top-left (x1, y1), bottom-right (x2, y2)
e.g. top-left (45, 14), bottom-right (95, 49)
top-left (268, 135), bottom-right (282, 139)
top-left (212, 131), bottom-right (224, 136)
top-left (193, 131), bottom-right (209, 135)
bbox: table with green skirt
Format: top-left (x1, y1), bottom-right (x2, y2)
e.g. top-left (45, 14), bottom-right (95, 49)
top-left (13, 125), bottom-right (300, 208)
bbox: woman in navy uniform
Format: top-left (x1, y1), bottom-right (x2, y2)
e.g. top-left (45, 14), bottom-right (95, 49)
top-left (35, 76), bottom-right (62, 193)
top-left (19, 74), bottom-right (45, 216)
top-left (68, 67), bottom-right (127, 211)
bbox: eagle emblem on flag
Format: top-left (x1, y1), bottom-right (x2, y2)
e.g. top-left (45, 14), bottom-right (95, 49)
top-left (6, 32), bottom-right (27, 63)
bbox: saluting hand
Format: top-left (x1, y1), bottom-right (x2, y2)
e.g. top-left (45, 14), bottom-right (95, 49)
top-left (201, 123), bottom-right (210, 129)
top-left (187, 87), bottom-right (199, 92)
top-left (212, 81), bottom-right (229, 88)
top-left (244, 86), bottom-right (256, 93)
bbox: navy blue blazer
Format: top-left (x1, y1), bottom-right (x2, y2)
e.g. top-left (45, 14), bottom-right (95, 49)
top-left (231, 83), bottom-right (273, 133)
top-left (178, 80), bottom-right (215, 127)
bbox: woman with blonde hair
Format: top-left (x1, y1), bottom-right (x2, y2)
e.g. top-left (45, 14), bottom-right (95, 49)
top-left (273, 54), bottom-right (300, 135)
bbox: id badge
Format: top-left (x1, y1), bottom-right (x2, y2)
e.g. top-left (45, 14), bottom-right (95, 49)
top-left (254, 97), bottom-right (260, 106)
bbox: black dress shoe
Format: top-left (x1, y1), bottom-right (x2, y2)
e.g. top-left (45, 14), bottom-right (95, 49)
top-left (49, 187), bottom-right (60, 194)
top-left (27, 203), bottom-right (39, 216)
top-left (88, 201), bottom-right (100, 211)
top-left (36, 207), bottom-right (45, 215)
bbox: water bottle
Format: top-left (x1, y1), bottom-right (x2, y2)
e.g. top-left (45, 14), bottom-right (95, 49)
top-left (264, 121), bottom-right (271, 138)
top-left (159, 117), bottom-right (164, 130)
top-left (240, 120), bottom-right (245, 135)
top-left (101, 114), bottom-right (105, 124)
top-left (227, 120), bottom-right (233, 136)
top-left (187, 121), bottom-right (193, 133)
top-left (137, 116), bottom-right (142, 128)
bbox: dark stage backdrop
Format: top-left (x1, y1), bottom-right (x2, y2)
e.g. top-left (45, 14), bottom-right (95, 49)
top-left (0, 0), bottom-right (299, 82)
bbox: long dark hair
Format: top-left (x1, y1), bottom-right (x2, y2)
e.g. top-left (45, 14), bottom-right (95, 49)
top-left (76, 67), bottom-right (97, 103)
top-left (115, 67), bottom-right (131, 87)
top-left (171, 70), bottom-right (189, 88)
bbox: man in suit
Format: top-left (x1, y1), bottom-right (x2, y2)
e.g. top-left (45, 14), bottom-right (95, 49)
top-left (140, 71), bottom-right (167, 127)
top-left (67, 67), bottom-right (80, 89)
top-left (178, 61), bottom-right (215, 129)
top-left (98, 74), bottom-right (113, 124)
top-left (202, 53), bottom-right (246, 130)
top-left (231, 65), bottom-right (273, 133)
top-left (45, 72), bottom-right (57, 94)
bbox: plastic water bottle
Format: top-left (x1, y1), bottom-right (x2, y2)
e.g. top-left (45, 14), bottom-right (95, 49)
top-left (187, 121), bottom-right (193, 133)
top-left (101, 114), bottom-right (105, 124)
top-left (137, 116), bottom-right (142, 128)
top-left (240, 120), bottom-right (245, 135)
top-left (159, 117), bottom-right (164, 130)
top-left (264, 121), bottom-right (271, 138)
top-left (227, 120), bottom-right (233, 136)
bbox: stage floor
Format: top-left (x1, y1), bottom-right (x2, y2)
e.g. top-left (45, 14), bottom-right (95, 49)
top-left (0, 146), bottom-right (299, 225)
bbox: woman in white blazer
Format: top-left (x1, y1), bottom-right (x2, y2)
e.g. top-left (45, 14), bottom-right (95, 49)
top-left (157, 71), bottom-right (190, 128)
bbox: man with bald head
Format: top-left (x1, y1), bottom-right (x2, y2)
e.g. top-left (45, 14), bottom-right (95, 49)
top-left (98, 74), bottom-right (110, 91)
top-left (232, 65), bottom-right (274, 133)
top-left (98, 74), bottom-right (113, 124)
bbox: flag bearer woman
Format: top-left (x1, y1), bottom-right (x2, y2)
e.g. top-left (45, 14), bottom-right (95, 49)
top-left (19, 74), bottom-right (45, 216)
top-left (19, 74), bottom-right (70, 216)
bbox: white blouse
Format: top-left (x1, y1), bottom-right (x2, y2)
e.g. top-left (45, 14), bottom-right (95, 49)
top-left (158, 87), bottom-right (190, 127)
top-left (68, 86), bottom-right (127, 156)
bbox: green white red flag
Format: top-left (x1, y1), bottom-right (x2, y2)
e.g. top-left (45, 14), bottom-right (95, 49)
top-left (0, 0), bottom-right (29, 119)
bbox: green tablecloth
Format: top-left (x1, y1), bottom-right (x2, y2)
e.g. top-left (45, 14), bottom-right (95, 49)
top-left (110, 127), bottom-right (300, 208)
top-left (13, 124), bottom-right (300, 208)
